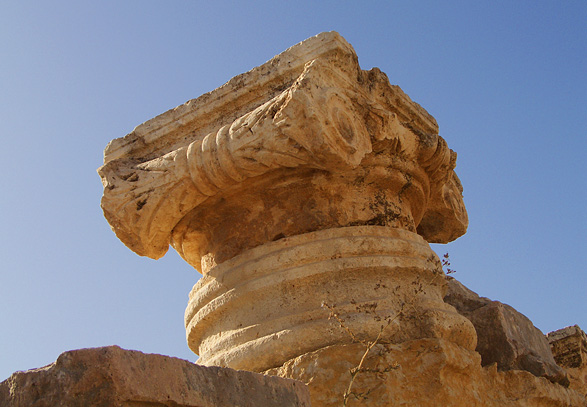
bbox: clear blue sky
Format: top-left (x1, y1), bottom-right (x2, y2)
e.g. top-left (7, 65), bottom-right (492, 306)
top-left (1, 1), bottom-right (585, 381)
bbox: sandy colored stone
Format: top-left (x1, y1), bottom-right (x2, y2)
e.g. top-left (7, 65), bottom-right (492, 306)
top-left (98, 31), bottom-right (468, 264)
top-left (100, 29), bottom-right (475, 385)
top-left (0, 346), bottom-right (310, 407)
top-left (548, 325), bottom-right (587, 396)
top-left (266, 339), bottom-right (585, 407)
top-left (97, 32), bottom-right (583, 407)
top-left (445, 278), bottom-right (567, 385)
top-left (443, 277), bottom-right (492, 313)
top-left (186, 226), bottom-right (476, 372)
top-left (548, 325), bottom-right (587, 368)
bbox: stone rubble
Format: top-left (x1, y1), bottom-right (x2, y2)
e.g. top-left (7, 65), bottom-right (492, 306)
top-left (548, 325), bottom-right (587, 396)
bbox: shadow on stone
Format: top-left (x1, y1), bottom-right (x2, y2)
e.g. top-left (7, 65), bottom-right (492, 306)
top-left (444, 277), bottom-right (569, 386)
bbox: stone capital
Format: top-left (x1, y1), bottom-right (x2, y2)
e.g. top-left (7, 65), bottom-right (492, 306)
top-left (98, 32), bottom-right (467, 265)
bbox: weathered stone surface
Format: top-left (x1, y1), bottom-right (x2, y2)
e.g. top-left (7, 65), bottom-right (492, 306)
top-left (100, 29), bottom-right (474, 387)
top-left (186, 226), bottom-right (476, 372)
top-left (267, 339), bottom-right (585, 407)
top-left (470, 302), bottom-right (568, 385)
top-left (0, 346), bottom-right (310, 407)
top-left (443, 277), bottom-right (491, 313)
top-left (98, 31), bottom-right (468, 264)
top-left (548, 325), bottom-right (587, 396)
top-left (548, 325), bottom-right (587, 368)
top-left (444, 278), bottom-right (568, 385)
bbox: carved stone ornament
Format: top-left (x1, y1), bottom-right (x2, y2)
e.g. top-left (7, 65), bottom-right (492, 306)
top-left (98, 32), bottom-right (467, 266)
top-left (99, 29), bottom-right (475, 370)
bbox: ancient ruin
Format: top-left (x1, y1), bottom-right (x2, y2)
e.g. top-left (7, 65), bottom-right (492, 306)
top-left (0, 346), bottom-right (310, 407)
top-left (548, 326), bottom-right (587, 396)
top-left (2, 32), bottom-right (585, 406)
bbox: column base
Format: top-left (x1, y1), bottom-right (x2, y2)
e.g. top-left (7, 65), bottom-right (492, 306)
top-left (186, 226), bottom-right (476, 372)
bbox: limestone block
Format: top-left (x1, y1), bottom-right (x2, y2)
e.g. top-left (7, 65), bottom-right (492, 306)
top-left (548, 325), bottom-right (587, 368)
top-left (267, 339), bottom-right (585, 407)
top-left (548, 325), bottom-right (587, 396)
top-left (444, 278), bottom-right (567, 385)
top-left (470, 302), bottom-right (568, 385)
top-left (0, 346), bottom-right (310, 407)
top-left (443, 277), bottom-right (492, 312)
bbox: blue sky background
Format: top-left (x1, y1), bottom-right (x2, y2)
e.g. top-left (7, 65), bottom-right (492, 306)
top-left (1, 1), bottom-right (585, 381)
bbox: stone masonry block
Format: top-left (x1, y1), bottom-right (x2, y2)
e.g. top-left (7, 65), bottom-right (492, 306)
top-left (0, 346), bottom-right (310, 407)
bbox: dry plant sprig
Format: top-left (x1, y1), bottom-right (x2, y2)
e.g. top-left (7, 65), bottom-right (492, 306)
top-left (322, 301), bottom-right (363, 344)
top-left (323, 253), bottom-right (454, 406)
top-left (321, 301), bottom-right (405, 406)
top-left (442, 252), bottom-right (456, 275)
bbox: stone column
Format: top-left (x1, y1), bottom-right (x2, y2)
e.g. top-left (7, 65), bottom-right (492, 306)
top-left (99, 32), bottom-right (486, 406)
